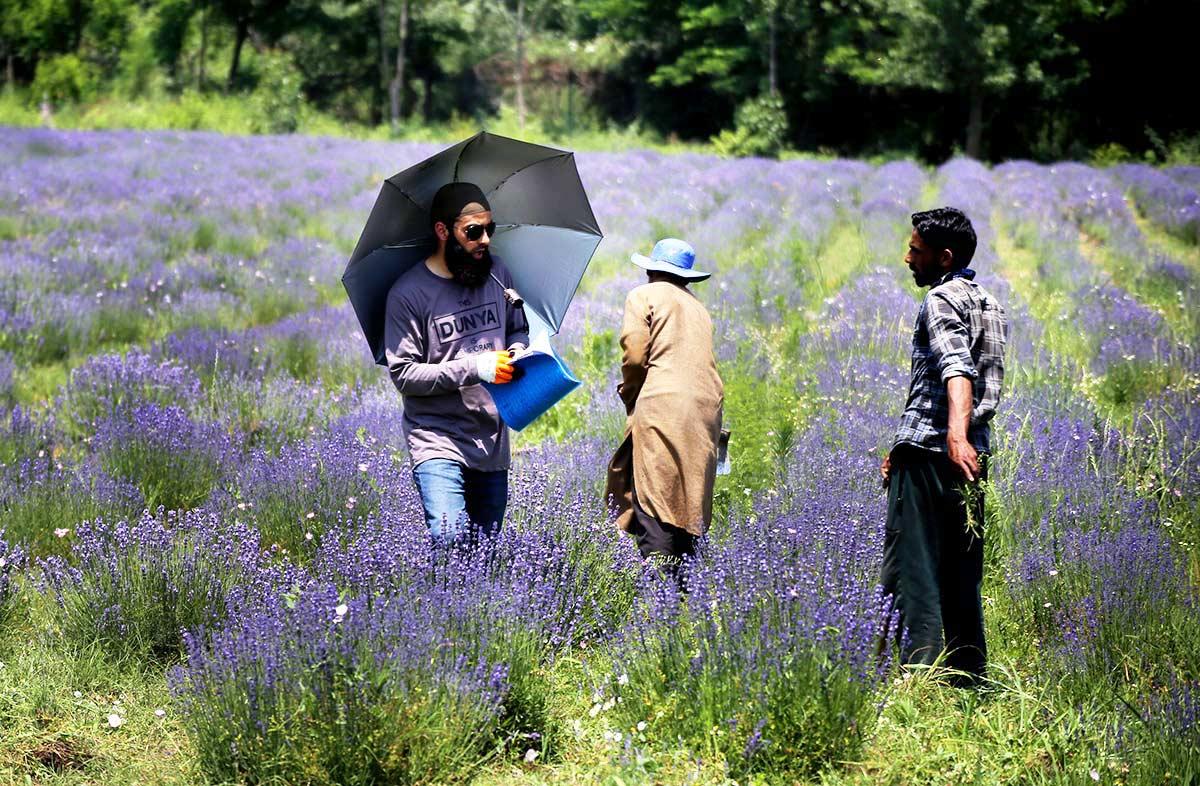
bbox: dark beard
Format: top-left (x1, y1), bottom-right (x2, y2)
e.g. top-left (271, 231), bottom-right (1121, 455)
top-left (446, 241), bottom-right (493, 288)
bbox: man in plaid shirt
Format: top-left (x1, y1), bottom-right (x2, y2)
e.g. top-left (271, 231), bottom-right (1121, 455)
top-left (880, 207), bottom-right (1007, 686)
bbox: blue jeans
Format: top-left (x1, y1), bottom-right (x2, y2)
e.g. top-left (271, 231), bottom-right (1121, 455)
top-left (412, 458), bottom-right (508, 542)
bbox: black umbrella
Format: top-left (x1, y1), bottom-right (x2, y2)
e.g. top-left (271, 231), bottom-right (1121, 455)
top-left (342, 131), bottom-right (603, 365)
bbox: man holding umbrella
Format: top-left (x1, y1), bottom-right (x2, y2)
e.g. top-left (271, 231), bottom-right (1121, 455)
top-left (384, 182), bottom-right (529, 543)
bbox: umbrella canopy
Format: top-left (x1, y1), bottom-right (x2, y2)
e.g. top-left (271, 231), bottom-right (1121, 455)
top-left (342, 132), bottom-right (603, 365)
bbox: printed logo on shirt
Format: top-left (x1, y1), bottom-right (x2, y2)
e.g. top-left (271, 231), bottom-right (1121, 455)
top-left (434, 303), bottom-right (501, 344)
top-left (462, 338), bottom-right (496, 355)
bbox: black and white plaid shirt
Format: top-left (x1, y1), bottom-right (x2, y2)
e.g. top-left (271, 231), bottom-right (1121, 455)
top-left (893, 270), bottom-right (1008, 455)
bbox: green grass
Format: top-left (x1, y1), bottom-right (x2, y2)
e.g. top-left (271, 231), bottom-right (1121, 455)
top-left (0, 590), bottom-right (199, 784)
top-left (0, 91), bottom-right (718, 156)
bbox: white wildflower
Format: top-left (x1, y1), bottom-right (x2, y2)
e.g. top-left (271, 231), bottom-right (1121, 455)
top-left (54, 528), bottom-right (70, 538)
top-left (523, 749), bottom-right (539, 763)
top-left (617, 673), bottom-right (629, 686)
top-left (155, 708), bottom-right (166, 718)
top-left (107, 713), bottom-right (124, 728)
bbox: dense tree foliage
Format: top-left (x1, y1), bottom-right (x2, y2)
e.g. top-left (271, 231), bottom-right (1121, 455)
top-left (0, 0), bottom-right (1191, 160)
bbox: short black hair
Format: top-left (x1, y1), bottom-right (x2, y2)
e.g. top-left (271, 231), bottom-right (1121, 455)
top-left (911, 207), bottom-right (977, 270)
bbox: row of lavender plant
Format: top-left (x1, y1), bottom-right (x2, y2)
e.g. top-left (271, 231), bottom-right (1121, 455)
top-left (1112, 164), bottom-right (1200, 245)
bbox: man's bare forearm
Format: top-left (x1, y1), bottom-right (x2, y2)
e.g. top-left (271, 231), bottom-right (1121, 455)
top-left (946, 375), bottom-right (978, 480)
top-left (946, 376), bottom-right (973, 442)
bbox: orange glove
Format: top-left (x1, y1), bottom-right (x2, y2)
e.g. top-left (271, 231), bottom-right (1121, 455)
top-left (476, 351), bottom-right (517, 384)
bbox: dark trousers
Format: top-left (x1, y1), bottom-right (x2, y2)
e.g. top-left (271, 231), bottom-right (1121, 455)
top-left (627, 488), bottom-right (697, 565)
top-left (881, 445), bottom-right (987, 681)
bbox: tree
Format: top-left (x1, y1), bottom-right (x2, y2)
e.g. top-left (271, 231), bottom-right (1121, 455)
top-left (212, 0), bottom-right (291, 88)
top-left (827, 0), bottom-right (1084, 158)
top-left (388, 0), bottom-right (407, 129)
top-left (491, 0), bottom-right (564, 129)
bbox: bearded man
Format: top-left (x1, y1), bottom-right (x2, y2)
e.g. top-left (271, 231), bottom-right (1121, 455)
top-left (880, 207), bottom-right (1007, 687)
top-left (384, 182), bottom-right (529, 543)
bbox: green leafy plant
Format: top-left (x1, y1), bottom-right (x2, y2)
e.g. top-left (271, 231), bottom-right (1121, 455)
top-left (712, 93), bottom-right (789, 159)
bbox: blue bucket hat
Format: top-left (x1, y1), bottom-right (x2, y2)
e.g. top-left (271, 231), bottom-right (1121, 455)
top-left (630, 238), bottom-right (710, 281)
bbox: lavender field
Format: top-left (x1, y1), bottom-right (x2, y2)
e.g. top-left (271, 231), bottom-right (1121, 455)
top-left (1, 127), bottom-right (1198, 785)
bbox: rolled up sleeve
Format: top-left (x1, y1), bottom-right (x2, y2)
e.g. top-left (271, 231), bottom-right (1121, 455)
top-left (925, 291), bottom-right (977, 382)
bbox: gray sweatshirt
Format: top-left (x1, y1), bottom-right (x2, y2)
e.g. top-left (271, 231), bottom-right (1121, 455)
top-left (383, 258), bottom-right (529, 471)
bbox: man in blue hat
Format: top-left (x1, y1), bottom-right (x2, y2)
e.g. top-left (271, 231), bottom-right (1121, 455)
top-left (606, 238), bottom-right (724, 572)
top-left (384, 182), bottom-right (529, 543)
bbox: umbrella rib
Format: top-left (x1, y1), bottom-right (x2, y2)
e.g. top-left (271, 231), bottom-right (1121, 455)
top-left (453, 134), bottom-right (485, 182)
top-left (486, 153), bottom-right (572, 199)
top-left (496, 221), bottom-right (601, 236)
top-left (384, 179), bottom-right (427, 214)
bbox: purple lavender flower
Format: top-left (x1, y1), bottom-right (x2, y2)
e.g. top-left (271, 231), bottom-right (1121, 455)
top-left (1114, 164), bottom-right (1200, 244)
top-left (0, 351), bottom-right (13, 402)
top-left (57, 349), bottom-right (202, 436)
top-left (92, 403), bottom-right (237, 511)
top-left (0, 458), bottom-right (143, 557)
top-left (39, 508), bottom-right (263, 659)
top-left (0, 529), bottom-right (25, 628)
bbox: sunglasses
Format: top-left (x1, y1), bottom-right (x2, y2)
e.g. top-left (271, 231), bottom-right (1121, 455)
top-left (460, 221), bottom-right (497, 241)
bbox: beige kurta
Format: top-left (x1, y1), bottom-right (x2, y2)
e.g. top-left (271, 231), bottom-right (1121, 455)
top-left (605, 281), bottom-right (724, 536)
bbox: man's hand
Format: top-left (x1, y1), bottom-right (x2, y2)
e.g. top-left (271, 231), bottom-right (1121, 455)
top-left (880, 454), bottom-right (892, 488)
top-left (476, 351), bottom-right (518, 384)
top-left (947, 435), bottom-right (979, 482)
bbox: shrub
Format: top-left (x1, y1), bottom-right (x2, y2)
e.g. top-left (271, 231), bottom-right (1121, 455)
top-left (251, 51), bottom-right (306, 135)
top-left (0, 462), bottom-right (143, 558)
top-left (0, 406), bottom-right (55, 470)
top-left (93, 403), bottom-right (235, 511)
top-left (171, 578), bottom-right (512, 784)
top-left (1090, 142), bottom-right (1135, 168)
top-left (712, 93), bottom-right (789, 159)
top-left (225, 429), bottom-right (403, 558)
top-left (1118, 678), bottom-right (1200, 785)
top-left (56, 349), bottom-right (202, 438)
top-left (611, 519), bottom-right (896, 780)
top-left (40, 509), bottom-right (262, 659)
top-left (30, 54), bottom-right (100, 106)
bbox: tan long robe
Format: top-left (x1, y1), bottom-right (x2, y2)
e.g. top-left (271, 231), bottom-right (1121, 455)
top-left (606, 281), bottom-right (724, 536)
